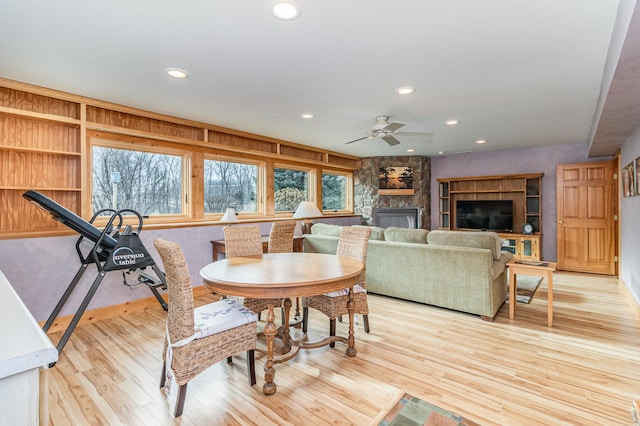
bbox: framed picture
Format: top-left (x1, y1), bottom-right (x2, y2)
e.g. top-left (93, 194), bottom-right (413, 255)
top-left (622, 161), bottom-right (636, 197)
top-left (636, 157), bottom-right (640, 195)
top-left (379, 166), bottom-right (414, 195)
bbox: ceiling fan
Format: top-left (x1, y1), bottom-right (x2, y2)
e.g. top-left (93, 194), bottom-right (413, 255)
top-left (345, 116), bottom-right (434, 146)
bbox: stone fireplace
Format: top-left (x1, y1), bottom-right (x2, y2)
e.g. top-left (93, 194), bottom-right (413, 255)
top-left (373, 207), bottom-right (421, 228)
top-left (354, 156), bottom-right (431, 229)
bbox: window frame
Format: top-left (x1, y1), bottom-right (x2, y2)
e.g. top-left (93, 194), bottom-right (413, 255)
top-left (272, 163), bottom-right (317, 216)
top-left (321, 169), bottom-right (353, 213)
top-left (89, 138), bottom-right (192, 225)
top-left (203, 154), bottom-right (265, 219)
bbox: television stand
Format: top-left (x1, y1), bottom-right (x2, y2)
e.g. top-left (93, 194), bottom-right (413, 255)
top-left (499, 233), bottom-right (540, 261)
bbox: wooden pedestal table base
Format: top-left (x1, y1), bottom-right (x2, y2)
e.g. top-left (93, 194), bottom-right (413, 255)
top-left (200, 253), bottom-right (365, 395)
top-left (507, 259), bottom-right (557, 326)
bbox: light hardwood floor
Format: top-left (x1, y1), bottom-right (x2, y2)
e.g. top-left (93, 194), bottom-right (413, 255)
top-left (45, 272), bottom-right (640, 425)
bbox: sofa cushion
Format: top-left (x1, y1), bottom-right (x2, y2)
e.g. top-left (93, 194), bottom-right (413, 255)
top-left (353, 225), bottom-right (386, 240)
top-left (427, 230), bottom-right (502, 260)
top-left (310, 223), bottom-right (343, 237)
top-left (383, 227), bottom-right (429, 244)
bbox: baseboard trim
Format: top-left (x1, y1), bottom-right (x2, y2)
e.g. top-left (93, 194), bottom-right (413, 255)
top-left (40, 286), bottom-right (212, 334)
top-left (619, 277), bottom-right (640, 318)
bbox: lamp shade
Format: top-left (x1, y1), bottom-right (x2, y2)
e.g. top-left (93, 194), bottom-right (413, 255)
top-left (219, 207), bottom-right (239, 223)
top-left (292, 201), bottom-right (322, 219)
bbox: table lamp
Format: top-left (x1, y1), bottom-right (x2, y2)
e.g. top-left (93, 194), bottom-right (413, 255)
top-left (219, 207), bottom-right (239, 224)
top-left (293, 201), bottom-right (322, 234)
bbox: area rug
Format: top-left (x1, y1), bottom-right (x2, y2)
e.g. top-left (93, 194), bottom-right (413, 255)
top-left (378, 393), bottom-right (479, 426)
top-left (506, 275), bottom-right (543, 304)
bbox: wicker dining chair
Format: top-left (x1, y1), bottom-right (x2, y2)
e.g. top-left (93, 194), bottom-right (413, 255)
top-left (223, 225), bottom-right (285, 315)
top-left (302, 226), bottom-right (372, 346)
top-left (268, 220), bottom-right (297, 253)
top-left (154, 238), bottom-right (257, 418)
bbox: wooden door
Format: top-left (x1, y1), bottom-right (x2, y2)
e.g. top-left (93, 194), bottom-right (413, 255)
top-left (556, 161), bottom-right (616, 274)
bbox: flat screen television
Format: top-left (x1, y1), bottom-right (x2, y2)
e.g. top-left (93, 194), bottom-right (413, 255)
top-left (455, 199), bottom-right (514, 232)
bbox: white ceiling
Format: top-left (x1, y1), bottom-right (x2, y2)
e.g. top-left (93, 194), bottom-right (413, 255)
top-left (0, 0), bottom-right (636, 158)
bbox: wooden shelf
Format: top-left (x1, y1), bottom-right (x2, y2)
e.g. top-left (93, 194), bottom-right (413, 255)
top-left (379, 189), bottom-right (414, 196)
top-left (0, 187), bottom-right (81, 191)
top-left (438, 173), bottom-right (543, 260)
top-left (0, 106), bottom-right (81, 126)
top-left (0, 145), bottom-right (81, 156)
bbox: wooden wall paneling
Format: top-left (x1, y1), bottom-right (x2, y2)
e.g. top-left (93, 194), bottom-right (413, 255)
top-left (190, 151), bottom-right (205, 219)
top-left (86, 107), bottom-right (203, 141)
top-left (264, 161), bottom-right (275, 216)
top-left (80, 104), bottom-right (89, 218)
top-left (279, 145), bottom-right (324, 162)
top-left (0, 87), bottom-right (79, 119)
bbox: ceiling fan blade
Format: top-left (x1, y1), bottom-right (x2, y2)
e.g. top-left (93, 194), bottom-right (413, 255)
top-left (383, 121), bottom-right (405, 132)
top-left (345, 135), bottom-right (372, 144)
top-left (382, 135), bottom-right (401, 146)
top-left (395, 131), bottom-right (434, 138)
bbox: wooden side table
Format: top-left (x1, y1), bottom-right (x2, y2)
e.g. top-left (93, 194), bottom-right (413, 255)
top-left (507, 259), bottom-right (557, 326)
top-left (211, 235), bottom-right (304, 261)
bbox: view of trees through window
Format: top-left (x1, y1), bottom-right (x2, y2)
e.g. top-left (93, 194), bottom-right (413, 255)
top-left (204, 159), bottom-right (257, 213)
top-left (92, 146), bottom-right (182, 215)
top-left (322, 173), bottom-right (347, 210)
top-left (93, 146), bottom-right (351, 218)
top-left (274, 168), bottom-right (308, 211)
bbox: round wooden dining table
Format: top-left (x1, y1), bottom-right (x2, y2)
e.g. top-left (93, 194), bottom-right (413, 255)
top-left (200, 252), bottom-right (365, 395)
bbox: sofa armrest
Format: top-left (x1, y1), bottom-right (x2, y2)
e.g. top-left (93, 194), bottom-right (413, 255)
top-left (491, 251), bottom-right (514, 280)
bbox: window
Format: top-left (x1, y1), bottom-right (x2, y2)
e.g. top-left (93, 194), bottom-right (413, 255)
top-left (92, 144), bottom-right (184, 216)
top-left (274, 167), bottom-right (309, 212)
top-left (322, 171), bottom-right (349, 211)
top-left (204, 158), bottom-right (259, 214)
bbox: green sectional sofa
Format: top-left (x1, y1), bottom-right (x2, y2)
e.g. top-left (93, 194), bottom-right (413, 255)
top-left (303, 224), bottom-right (514, 320)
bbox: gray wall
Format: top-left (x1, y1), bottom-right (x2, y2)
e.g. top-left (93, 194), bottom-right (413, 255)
top-left (0, 217), bottom-right (360, 322)
top-left (620, 126), bottom-right (640, 305)
top-left (430, 141), bottom-right (612, 261)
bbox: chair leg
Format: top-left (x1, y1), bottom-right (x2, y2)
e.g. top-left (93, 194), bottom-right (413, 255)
top-left (174, 383), bottom-right (188, 417)
top-left (302, 307), bottom-right (309, 333)
top-left (247, 349), bottom-right (256, 386)
top-left (329, 318), bottom-right (336, 348)
top-left (159, 360), bottom-right (167, 388)
top-left (363, 315), bottom-right (370, 333)
top-left (227, 356), bottom-right (233, 363)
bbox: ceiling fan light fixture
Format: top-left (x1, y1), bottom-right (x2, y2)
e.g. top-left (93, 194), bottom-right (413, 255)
top-left (166, 68), bottom-right (189, 79)
top-left (396, 86), bottom-right (415, 95)
top-left (270, 0), bottom-right (302, 20)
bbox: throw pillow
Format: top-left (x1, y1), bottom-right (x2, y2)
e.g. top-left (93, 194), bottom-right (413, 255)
top-left (353, 225), bottom-right (386, 240)
top-left (384, 227), bottom-right (429, 244)
top-left (310, 223), bottom-right (343, 237)
top-left (427, 230), bottom-right (501, 260)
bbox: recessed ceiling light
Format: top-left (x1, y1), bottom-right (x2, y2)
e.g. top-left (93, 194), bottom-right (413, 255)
top-left (438, 151), bottom-right (445, 155)
top-left (445, 120), bottom-right (459, 126)
top-left (270, 0), bottom-right (302, 20)
top-left (396, 87), bottom-right (415, 95)
top-left (166, 68), bottom-right (189, 79)
top-left (301, 113), bottom-right (314, 119)
top-left (406, 149), bottom-right (415, 153)
top-left (476, 139), bottom-right (486, 144)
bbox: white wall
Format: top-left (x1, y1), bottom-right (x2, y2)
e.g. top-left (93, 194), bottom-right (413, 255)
top-left (620, 126), bottom-right (640, 305)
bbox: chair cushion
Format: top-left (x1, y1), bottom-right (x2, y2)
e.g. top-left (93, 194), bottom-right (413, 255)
top-left (323, 284), bottom-right (366, 297)
top-left (193, 298), bottom-right (258, 339)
